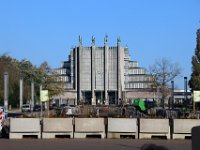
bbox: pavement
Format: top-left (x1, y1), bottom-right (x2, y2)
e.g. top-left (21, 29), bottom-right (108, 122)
top-left (0, 139), bottom-right (191, 150)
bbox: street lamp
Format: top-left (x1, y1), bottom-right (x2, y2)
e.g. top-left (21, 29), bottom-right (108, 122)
top-left (171, 80), bottom-right (174, 110)
top-left (184, 77), bottom-right (188, 104)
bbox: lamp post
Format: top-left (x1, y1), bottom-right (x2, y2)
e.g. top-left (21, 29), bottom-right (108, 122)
top-left (184, 77), bottom-right (188, 105)
top-left (171, 80), bottom-right (174, 110)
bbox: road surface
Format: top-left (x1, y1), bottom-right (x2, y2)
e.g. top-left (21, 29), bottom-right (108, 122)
top-left (0, 139), bottom-right (191, 150)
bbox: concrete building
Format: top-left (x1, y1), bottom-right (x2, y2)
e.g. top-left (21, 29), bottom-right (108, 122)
top-left (54, 36), bottom-right (155, 105)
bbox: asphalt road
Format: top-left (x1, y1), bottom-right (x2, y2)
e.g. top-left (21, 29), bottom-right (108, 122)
top-left (0, 139), bottom-right (191, 150)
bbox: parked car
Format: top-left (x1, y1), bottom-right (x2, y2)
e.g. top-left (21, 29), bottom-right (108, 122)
top-left (60, 103), bottom-right (67, 108)
top-left (21, 104), bottom-right (32, 112)
top-left (61, 106), bottom-right (77, 117)
top-left (33, 104), bottom-right (45, 112)
top-left (49, 103), bottom-right (58, 110)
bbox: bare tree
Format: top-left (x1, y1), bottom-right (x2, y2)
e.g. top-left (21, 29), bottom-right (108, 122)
top-left (149, 58), bottom-right (181, 108)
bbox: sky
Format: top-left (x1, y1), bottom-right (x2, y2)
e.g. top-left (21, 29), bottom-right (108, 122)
top-left (0, 0), bottom-right (200, 89)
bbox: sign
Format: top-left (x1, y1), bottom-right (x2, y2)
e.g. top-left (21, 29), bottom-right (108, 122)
top-left (40, 90), bottom-right (49, 102)
top-left (193, 91), bottom-right (200, 102)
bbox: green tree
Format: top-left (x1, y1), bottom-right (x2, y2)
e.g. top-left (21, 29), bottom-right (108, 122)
top-left (189, 29), bottom-right (200, 91)
top-left (0, 55), bottom-right (64, 107)
top-left (0, 54), bottom-right (20, 107)
top-left (38, 61), bottom-right (65, 99)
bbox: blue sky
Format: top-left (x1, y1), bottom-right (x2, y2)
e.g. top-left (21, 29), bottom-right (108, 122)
top-left (0, 0), bottom-right (200, 89)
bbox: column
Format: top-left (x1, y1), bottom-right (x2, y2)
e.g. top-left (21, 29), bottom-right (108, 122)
top-left (91, 36), bottom-right (96, 105)
top-left (78, 36), bottom-right (83, 104)
top-left (75, 47), bottom-right (78, 105)
top-left (4, 72), bottom-right (9, 110)
top-left (104, 35), bottom-right (109, 105)
top-left (31, 81), bottom-right (34, 107)
top-left (117, 37), bottom-right (122, 105)
top-left (20, 78), bottom-right (23, 110)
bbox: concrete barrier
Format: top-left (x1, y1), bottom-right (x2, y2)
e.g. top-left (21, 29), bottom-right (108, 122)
top-left (107, 118), bottom-right (138, 139)
top-left (173, 119), bottom-right (200, 139)
top-left (9, 118), bottom-right (41, 139)
top-left (74, 118), bottom-right (105, 139)
top-left (42, 118), bottom-right (73, 139)
top-left (139, 119), bottom-right (170, 139)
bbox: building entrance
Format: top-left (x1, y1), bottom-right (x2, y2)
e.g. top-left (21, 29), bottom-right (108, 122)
top-left (82, 91), bottom-right (92, 105)
top-left (108, 91), bottom-right (118, 105)
top-left (95, 91), bottom-right (105, 105)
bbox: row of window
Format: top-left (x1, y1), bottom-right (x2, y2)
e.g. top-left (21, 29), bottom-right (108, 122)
top-left (56, 74), bottom-right (152, 83)
top-left (56, 76), bottom-right (70, 82)
top-left (125, 83), bottom-right (151, 89)
top-left (55, 68), bottom-right (67, 75)
top-left (125, 76), bottom-right (153, 82)
top-left (128, 62), bottom-right (138, 68)
top-left (128, 68), bottom-right (145, 74)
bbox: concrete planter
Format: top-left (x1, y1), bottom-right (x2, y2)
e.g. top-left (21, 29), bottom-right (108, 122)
top-left (74, 118), bottom-right (105, 139)
top-left (107, 118), bottom-right (138, 139)
top-left (9, 118), bottom-right (41, 139)
top-left (42, 118), bottom-right (73, 139)
top-left (139, 119), bottom-right (170, 139)
top-left (173, 119), bottom-right (200, 139)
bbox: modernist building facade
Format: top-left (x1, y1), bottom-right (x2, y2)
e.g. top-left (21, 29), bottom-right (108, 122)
top-left (55, 36), bottom-right (155, 105)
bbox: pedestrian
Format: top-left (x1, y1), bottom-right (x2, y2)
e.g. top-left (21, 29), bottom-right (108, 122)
top-left (122, 106), bottom-right (126, 117)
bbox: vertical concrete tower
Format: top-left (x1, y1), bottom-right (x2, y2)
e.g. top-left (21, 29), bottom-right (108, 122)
top-left (91, 36), bottom-right (96, 105)
top-left (104, 34), bottom-right (109, 105)
top-left (117, 37), bottom-right (122, 105)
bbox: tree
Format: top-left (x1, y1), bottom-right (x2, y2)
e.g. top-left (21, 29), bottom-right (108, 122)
top-left (18, 59), bottom-right (39, 103)
top-left (0, 55), bottom-right (40, 106)
top-left (19, 59), bottom-right (37, 82)
top-left (0, 54), bottom-right (20, 106)
top-left (189, 29), bottom-right (200, 91)
top-left (0, 54), bottom-right (65, 107)
top-left (149, 58), bottom-right (181, 108)
top-left (38, 61), bottom-right (65, 99)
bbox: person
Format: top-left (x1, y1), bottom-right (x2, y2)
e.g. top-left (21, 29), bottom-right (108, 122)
top-left (122, 106), bottom-right (126, 117)
top-left (141, 144), bottom-right (169, 150)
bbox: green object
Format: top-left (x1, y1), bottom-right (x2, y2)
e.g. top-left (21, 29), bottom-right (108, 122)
top-left (133, 98), bottom-right (146, 111)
